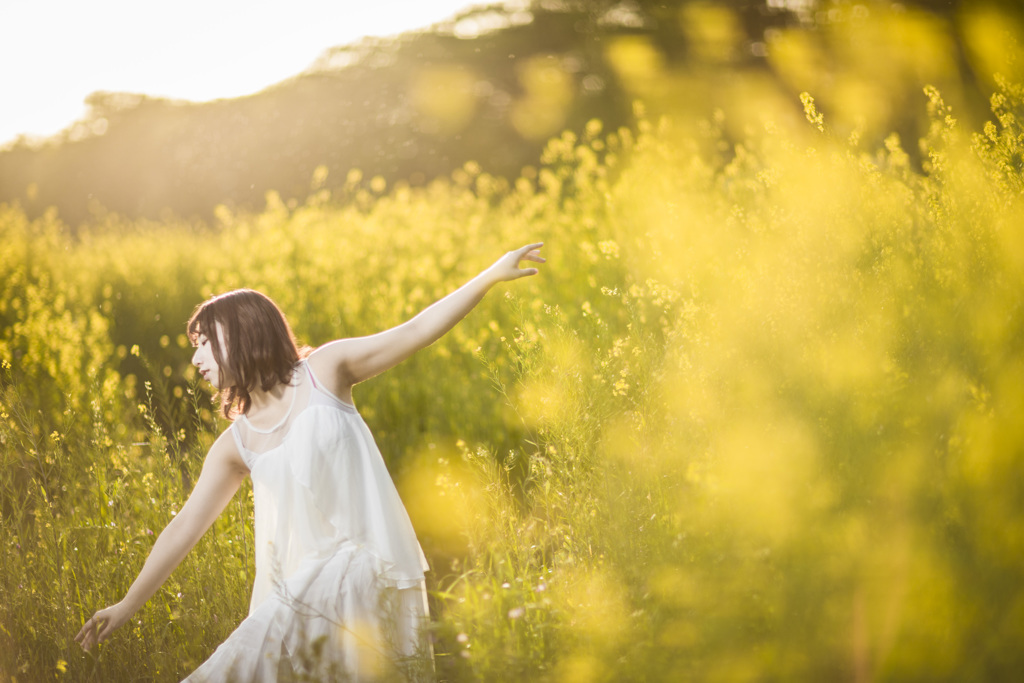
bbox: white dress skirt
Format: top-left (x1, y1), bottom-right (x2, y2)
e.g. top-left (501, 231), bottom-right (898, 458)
top-left (184, 361), bottom-right (432, 682)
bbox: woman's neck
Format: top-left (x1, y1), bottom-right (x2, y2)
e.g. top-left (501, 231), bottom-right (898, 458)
top-left (245, 379), bottom-right (290, 418)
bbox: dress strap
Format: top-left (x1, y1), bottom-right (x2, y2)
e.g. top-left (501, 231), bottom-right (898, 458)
top-left (305, 358), bottom-right (358, 412)
top-left (304, 358), bottom-right (318, 389)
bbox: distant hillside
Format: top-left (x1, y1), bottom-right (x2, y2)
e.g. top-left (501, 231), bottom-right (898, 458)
top-left (0, 0), bottom-right (1004, 227)
top-left (0, 5), bottom-right (638, 226)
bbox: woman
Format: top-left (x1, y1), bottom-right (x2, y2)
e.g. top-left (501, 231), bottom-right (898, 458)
top-left (75, 243), bottom-right (545, 681)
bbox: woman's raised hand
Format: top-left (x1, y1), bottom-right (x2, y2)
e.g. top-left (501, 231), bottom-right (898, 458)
top-left (74, 601), bottom-right (132, 652)
top-left (487, 243), bottom-right (545, 283)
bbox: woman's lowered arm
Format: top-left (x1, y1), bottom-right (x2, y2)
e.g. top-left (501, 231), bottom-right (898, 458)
top-left (75, 431), bottom-right (248, 652)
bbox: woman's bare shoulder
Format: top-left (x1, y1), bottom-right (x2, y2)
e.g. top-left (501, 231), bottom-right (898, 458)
top-left (207, 425), bottom-right (247, 474)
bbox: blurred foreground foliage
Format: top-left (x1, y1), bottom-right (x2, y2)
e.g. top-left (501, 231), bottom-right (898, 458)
top-left (2, 76), bottom-right (1024, 681)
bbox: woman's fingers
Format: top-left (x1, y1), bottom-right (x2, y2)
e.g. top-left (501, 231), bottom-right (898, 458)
top-left (512, 244), bottom-right (544, 279)
top-left (75, 625), bottom-right (92, 651)
top-left (75, 612), bottom-right (109, 651)
top-left (490, 243), bottom-right (544, 282)
top-left (512, 266), bottom-right (540, 279)
top-left (75, 616), bottom-right (94, 642)
top-left (515, 242), bottom-right (544, 260)
top-left (513, 243), bottom-right (545, 270)
top-left (520, 250), bottom-right (545, 263)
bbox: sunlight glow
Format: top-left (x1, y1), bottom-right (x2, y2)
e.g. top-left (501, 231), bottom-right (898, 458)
top-left (0, 0), bottom-right (479, 145)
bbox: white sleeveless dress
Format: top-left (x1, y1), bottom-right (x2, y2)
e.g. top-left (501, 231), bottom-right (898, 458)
top-left (185, 360), bottom-right (432, 682)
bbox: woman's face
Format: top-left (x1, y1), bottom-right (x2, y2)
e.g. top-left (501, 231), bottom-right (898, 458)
top-left (191, 321), bottom-right (228, 389)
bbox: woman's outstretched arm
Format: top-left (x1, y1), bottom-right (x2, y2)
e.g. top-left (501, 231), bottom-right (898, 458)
top-left (310, 243), bottom-right (545, 391)
top-left (74, 430), bottom-right (248, 652)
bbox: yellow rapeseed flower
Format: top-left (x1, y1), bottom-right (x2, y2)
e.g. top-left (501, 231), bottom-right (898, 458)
top-left (597, 240), bottom-right (620, 259)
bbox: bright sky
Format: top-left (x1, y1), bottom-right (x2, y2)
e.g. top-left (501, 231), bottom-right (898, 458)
top-left (0, 0), bottom-right (479, 146)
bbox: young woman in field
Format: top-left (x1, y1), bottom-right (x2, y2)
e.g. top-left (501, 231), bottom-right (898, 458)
top-left (74, 243), bottom-right (545, 681)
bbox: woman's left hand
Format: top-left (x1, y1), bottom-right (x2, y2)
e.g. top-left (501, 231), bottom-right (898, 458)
top-left (487, 243), bottom-right (545, 283)
top-left (75, 601), bottom-right (133, 652)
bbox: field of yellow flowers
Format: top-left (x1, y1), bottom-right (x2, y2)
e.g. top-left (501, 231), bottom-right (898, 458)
top-left (2, 79), bottom-right (1024, 681)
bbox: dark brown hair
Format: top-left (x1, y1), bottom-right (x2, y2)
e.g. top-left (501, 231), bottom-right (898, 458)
top-left (187, 289), bottom-right (308, 418)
